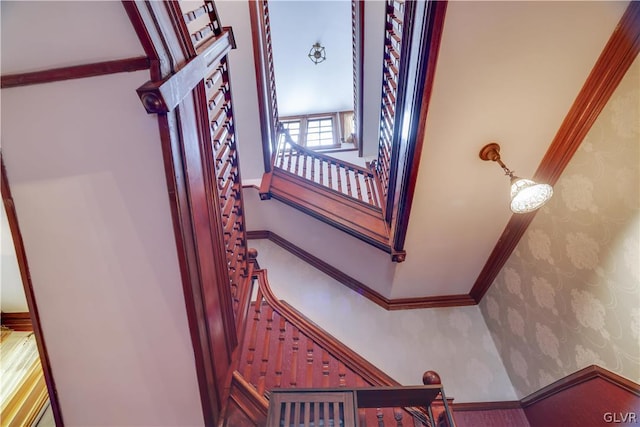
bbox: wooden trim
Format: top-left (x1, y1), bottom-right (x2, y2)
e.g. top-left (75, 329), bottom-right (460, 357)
top-left (354, 0), bottom-right (365, 158)
top-left (470, 1), bottom-right (640, 302)
top-left (1, 159), bottom-right (64, 426)
top-left (521, 365), bottom-right (640, 407)
top-left (0, 57), bottom-right (150, 89)
top-left (246, 230), bottom-right (476, 310)
top-left (121, 0), bottom-right (161, 81)
top-left (229, 370), bottom-right (269, 422)
top-left (1, 312), bottom-right (33, 332)
top-left (249, 0), bottom-right (278, 173)
top-left (452, 401), bottom-right (522, 411)
top-left (390, 1), bottom-right (447, 252)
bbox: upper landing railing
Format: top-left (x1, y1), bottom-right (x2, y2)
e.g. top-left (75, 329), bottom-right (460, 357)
top-left (274, 130), bottom-right (382, 209)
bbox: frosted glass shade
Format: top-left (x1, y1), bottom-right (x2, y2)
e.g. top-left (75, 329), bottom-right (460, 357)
top-left (510, 177), bottom-right (553, 213)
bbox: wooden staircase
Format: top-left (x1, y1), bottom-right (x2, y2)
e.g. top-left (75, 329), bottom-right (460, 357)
top-left (221, 267), bottom-right (455, 426)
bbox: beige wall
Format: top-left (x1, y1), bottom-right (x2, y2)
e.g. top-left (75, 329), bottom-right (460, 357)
top-left (1, 2), bottom-right (204, 425)
top-left (480, 57), bottom-right (640, 398)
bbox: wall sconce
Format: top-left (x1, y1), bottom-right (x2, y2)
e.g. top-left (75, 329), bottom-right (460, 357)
top-left (308, 43), bottom-right (326, 65)
top-left (480, 142), bottom-right (553, 214)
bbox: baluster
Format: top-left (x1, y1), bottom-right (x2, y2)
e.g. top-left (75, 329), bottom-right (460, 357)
top-left (244, 292), bottom-right (263, 380)
top-left (355, 170), bottom-right (363, 201)
top-left (302, 153), bottom-right (308, 179)
top-left (393, 408), bottom-right (403, 427)
top-left (319, 159), bottom-right (324, 186)
top-left (337, 164), bottom-right (343, 193)
top-left (275, 316), bottom-right (286, 388)
top-left (327, 161), bottom-right (333, 190)
top-left (321, 349), bottom-right (330, 387)
top-left (310, 157), bottom-right (316, 182)
top-left (286, 146), bottom-right (293, 172)
top-left (377, 408), bottom-right (385, 427)
top-left (338, 362), bottom-right (346, 387)
top-left (278, 143), bottom-right (286, 169)
top-left (346, 168), bottom-right (353, 197)
top-left (305, 338), bottom-right (314, 387)
top-left (290, 328), bottom-right (299, 387)
top-left (294, 150), bottom-right (301, 175)
top-left (257, 305), bottom-right (274, 395)
top-left (365, 175), bottom-right (375, 206)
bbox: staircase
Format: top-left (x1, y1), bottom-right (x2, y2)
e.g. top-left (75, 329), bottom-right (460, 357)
top-left (222, 267), bottom-right (456, 426)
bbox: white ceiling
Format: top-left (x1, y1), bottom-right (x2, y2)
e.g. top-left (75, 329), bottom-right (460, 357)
top-left (268, 0), bottom-right (354, 116)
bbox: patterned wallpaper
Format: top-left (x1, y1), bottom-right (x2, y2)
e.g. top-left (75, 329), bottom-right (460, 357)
top-left (480, 57), bottom-right (640, 398)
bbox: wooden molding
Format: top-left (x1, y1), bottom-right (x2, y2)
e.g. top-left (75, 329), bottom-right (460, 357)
top-left (0, 312), bottom-right (33, 332)
top-left (389, 0), bottom-right (448, 254)
top-left (246, 230), bottom-right (476, 310)
top-left (521, 365), bottom-right (640, 407)
top-left (1, 57), bottom-right (149, 89)
top-left (1, 159), bottom-right (64, 426)
top-left (470, 1), bottom-right (640, 303)
top-left (452, 401), bottom-right (522, 411)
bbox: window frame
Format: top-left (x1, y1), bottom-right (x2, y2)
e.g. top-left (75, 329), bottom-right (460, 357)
top-left (279, 113), bottom-right (341, 150)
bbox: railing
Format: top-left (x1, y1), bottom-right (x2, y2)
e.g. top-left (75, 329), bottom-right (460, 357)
top-left (250, 0), bottom-right (280, 170)
top-left (268, 385), bottom-right (456, 427)
top-left (239, 269), bottom-right (453, 426)
top-left (179, 0), bottom-right (223, 50)
top-left (274, 132), bottom-right (382, 209)
top-left (376, 0), bottom-right (407, 207)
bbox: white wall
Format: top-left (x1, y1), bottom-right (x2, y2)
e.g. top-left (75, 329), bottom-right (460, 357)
top-left (1, 202), bottom-right (29, 313)
top-left (1, 2), bottom-right (203, 425)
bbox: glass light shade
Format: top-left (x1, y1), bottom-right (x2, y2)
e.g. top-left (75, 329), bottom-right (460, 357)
top-left (510, 177), bottom-right (553, 213)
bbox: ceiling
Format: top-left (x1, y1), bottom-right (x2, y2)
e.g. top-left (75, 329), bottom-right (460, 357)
top-left (232, 0), bottom-right (630, 300)
top-left (268, 1), bottom-right (353, 117)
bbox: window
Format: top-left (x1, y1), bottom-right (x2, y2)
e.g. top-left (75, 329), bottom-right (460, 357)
top-left (279, 114), bottom-right (340, 150)
top-left (305, 118), bottom-right (333, 147)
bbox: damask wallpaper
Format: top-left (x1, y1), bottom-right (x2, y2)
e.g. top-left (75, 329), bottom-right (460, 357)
top-left (480, 57), bottom-right (640, 398)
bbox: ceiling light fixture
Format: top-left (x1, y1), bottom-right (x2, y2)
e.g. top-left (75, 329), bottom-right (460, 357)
top-left (308, 42), bottom-right (326, 65)
top-left (479, 142), bottom-right (553, 214)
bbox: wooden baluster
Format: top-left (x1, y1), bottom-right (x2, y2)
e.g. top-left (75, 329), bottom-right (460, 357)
top-left (278, 143), bottom-right (286, 169)
top-left (338, 361), bottom-right (346, 387)
top-left (321, 349), bottom-right (330, 387)
top-left (327, 161), bottom-right (333, 190)
top-left (304, 401), bottom-right (311, 427)
top-left (337, 164), bottom-right (343, 193)
top-left (274, 316), bottom-right (286, 388)
top-left (293, 402), bottom-right (301, 427)
top-left (290, 328), bottom-right (299, 387)
top-left (377, 408), bottom-right (385, 427)
top-left (319, 159), bottom-right (324, 186)
top-left (286, 146), bottom-right (293, 172)
top-left (355, 170), bottom-right (363, 201)
top-left (346, 168), bottom-right (353, 197)
top-left (323, 401), bottom-right (330, 426)
top-left (257, 305), bottom-right (274, 395)
top-left (302, 152), bottom-right (308, 179)
top-left (294, 149), bottom-right (301, 175)
top-left (314, 401), bottom-right (320, 427)
top-left (310, 156), bottom-right (316, 182)
top-left (305, 338), bottom-right (314, 387)
top-left (283, 401), bottom-right (291, 427)
top-left (393, 408), bottom-right (403, 427)
top-left (243, 292), bottom-right (263, 380)
top-left (365, 175), bottom-right (375, 206)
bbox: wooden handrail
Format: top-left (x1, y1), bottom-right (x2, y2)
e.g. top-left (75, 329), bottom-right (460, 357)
top-left (238, 269), bottom-right (454, 425)
top-left (274, 131), bottom-right (382, 209)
